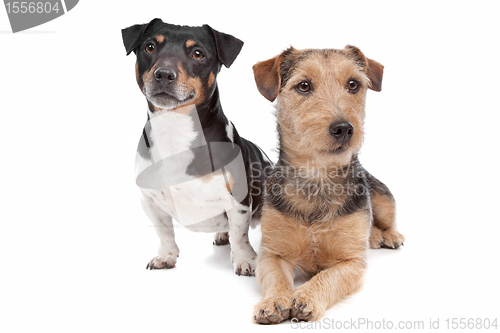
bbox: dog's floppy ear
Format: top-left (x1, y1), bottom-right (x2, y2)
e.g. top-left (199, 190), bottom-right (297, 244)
top-left (122, 18), bottom-right (163, 56)
top-left (366, 58), bottom-right (384, 92)
top-left (205, 25), bottom-right (244, 68)
top-left (252, 48), bottom-right (294, 102)
top-left (344, 45), bottom-right (384, 92)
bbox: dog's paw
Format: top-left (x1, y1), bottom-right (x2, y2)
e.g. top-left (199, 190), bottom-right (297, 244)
top-left (146, 255), bottom-right (177, 270)
top-left (234, 259), bottom-right (256, 276)
top-left (290, 289), bottom-right (324, 322)
top-left (233, 257), bottom-right (256, 276)
top-left (231, 247), bottom-right (257, 276)
top-left (253, 295), bottom-right (292, 324)
top-left (213, 232), bottom-right (229, 246)
top-left (381, 228), bottom-right (405, 249)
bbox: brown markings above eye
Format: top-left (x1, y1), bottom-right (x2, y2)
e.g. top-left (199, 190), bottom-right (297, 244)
top-left (347, 79), bottom-right (360, 93)
top-left (145, 43), bottom-right (155, 54)
top-left (192, 50), bottom-right (205, 60)
top-left (296, 81), bottom-right (312, 93)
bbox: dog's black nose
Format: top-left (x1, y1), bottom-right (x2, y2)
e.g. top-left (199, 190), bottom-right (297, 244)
top-left (154, 68), bottom-right (177, 83)
top-left (329, 121), bottom-right (354, 144)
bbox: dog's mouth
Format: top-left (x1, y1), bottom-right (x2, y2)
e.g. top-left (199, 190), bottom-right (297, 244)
top-left (152, 91), bottom-right (195, 104)
top-left (331, 146), bottom-right (348, 154)
top-left (328, 145), bottom-right (349, 155)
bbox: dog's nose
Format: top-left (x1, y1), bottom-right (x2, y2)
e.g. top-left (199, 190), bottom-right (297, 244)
top-left (329, 121), bottom-right (354, 144)
top-left (154, 68), bottom-right (177, 83)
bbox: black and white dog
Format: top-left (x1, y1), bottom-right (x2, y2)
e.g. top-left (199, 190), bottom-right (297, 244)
top-left (122, 19), bottom-right (271, 276)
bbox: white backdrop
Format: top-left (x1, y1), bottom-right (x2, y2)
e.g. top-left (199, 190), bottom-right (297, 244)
top-left (1, 1), bottom-right (499, 332)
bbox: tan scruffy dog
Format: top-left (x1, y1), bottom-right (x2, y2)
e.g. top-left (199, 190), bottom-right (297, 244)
top-left (251, 46), bottom-right (405, 324)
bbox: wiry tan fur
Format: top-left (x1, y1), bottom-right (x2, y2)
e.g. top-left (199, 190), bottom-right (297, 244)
top-left (252, 46), bottom-right (405, 324)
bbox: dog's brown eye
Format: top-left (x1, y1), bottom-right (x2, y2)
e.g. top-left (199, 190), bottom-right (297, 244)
top-left (348, 80), bottom-right (359, 93)
top-left (296, 81), bottom-right (311, 93)
top-left (145, 43), bottom-right (155, 54)
top-left (192, 50), bottom-right (205, 60)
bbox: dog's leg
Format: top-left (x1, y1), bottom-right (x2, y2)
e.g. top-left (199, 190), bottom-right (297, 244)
top-left (226, 205), bottom-right (257, 276)
top-left (291, 258), bottom-right (366, 321)
top-left (142, 198), bottom-right (179, 269)
top-left (371, 192), bottom-right (405, 249)
top-left (366, 173), bottom-right (405, 249)
top-left (290, 212), bottom-right (369, 322)
top-left (253, 253), bottom-right (295, 324)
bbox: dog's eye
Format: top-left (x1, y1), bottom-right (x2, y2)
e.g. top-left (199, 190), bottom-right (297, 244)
top-left (145, 43), bottom-right (155, 54)
top-left (192, 50), bottom-right (205, 60)
top-left (347, 80), bottom-right (360, 93)
top-left (296, 81), bottom-right (312, 93)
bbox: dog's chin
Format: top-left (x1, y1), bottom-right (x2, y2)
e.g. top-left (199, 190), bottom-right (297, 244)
top-left (149, 92), bottom-right (196, 110)
top-left (321, 146), bottom-right (355, 166)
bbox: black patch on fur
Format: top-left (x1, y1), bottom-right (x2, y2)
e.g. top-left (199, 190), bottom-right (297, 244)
top-left (279, 49), bottom-right (314, 91)
top-left (266, 156), bottom-right (371, 223)
top-left (137, 123), bottom-right (152, 159)
top-left (365, 170), bottom-right (395, 203)
top-left (142, 128), bottom-right (150, 148)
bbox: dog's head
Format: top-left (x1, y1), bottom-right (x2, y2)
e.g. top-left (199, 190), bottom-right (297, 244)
top-left (253, 46), bottom-right (383, 166)
top-left (122, 18), bottom-right (243, 111)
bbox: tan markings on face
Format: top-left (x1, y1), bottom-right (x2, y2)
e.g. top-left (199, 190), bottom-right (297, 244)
top-left (155, 35), bottom-right (165, 43)
top-left (277, 50), bottom-right (370, 167)
top-left (172, 63), bottom-right (204, 111)
top-left (208, 72), bottom-right (215, 88)
top-left (142, 63), bottom-right (158, 94)
top-left (185, 39), bottom-right (196, 48)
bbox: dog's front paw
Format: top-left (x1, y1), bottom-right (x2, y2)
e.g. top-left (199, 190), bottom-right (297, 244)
top-left (233, 257), bottom-right (256, 276)
top-left (146, 255), bottom-right (177, 270)
top-left (290, 288), bottom-right (324, 322)
top-left (253, 295), bottom-right (292, 324)
top-left (381, 228), bottom-right (405, 249)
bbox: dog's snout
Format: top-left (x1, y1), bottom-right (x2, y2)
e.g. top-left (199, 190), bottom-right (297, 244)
top-left (329, 121), bottom-right (354, 144)
top-left (154, 68), bottom-right (177, 83)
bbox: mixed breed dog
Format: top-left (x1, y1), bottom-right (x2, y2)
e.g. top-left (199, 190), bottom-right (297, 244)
top-left (122, 18), bottom-right (405, 324)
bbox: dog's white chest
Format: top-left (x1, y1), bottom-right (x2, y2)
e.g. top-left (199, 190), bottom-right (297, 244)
top-left (149, 111), bottom-right (199, 161)
top-left (135, 108), bottom-right (242, 231)
top-left (141, 173), bottom-right (234, 231)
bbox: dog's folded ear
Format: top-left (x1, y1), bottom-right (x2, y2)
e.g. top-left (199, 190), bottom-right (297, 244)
top-left (366, 58), bottom-right (384, 92)
top-left (205, 25), bottom-right (244, 68)
top-left (122, 18), bottom-right (164, 56)
top-left (253, 48), bottom-right (295, 102)
top-left (252, 55), bottom-right (282, 102)
top-left (344, 45), bottom-right (384, 92)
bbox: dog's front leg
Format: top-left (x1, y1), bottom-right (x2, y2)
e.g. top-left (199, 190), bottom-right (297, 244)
top-left (253, 253), bottom-right (295, 324)
top-left (226, 205), bottom-right (257, 276)
top-left (290, 257), bottom-right (366, 321)
top-left (142, 197), bottom-right (179, 270)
